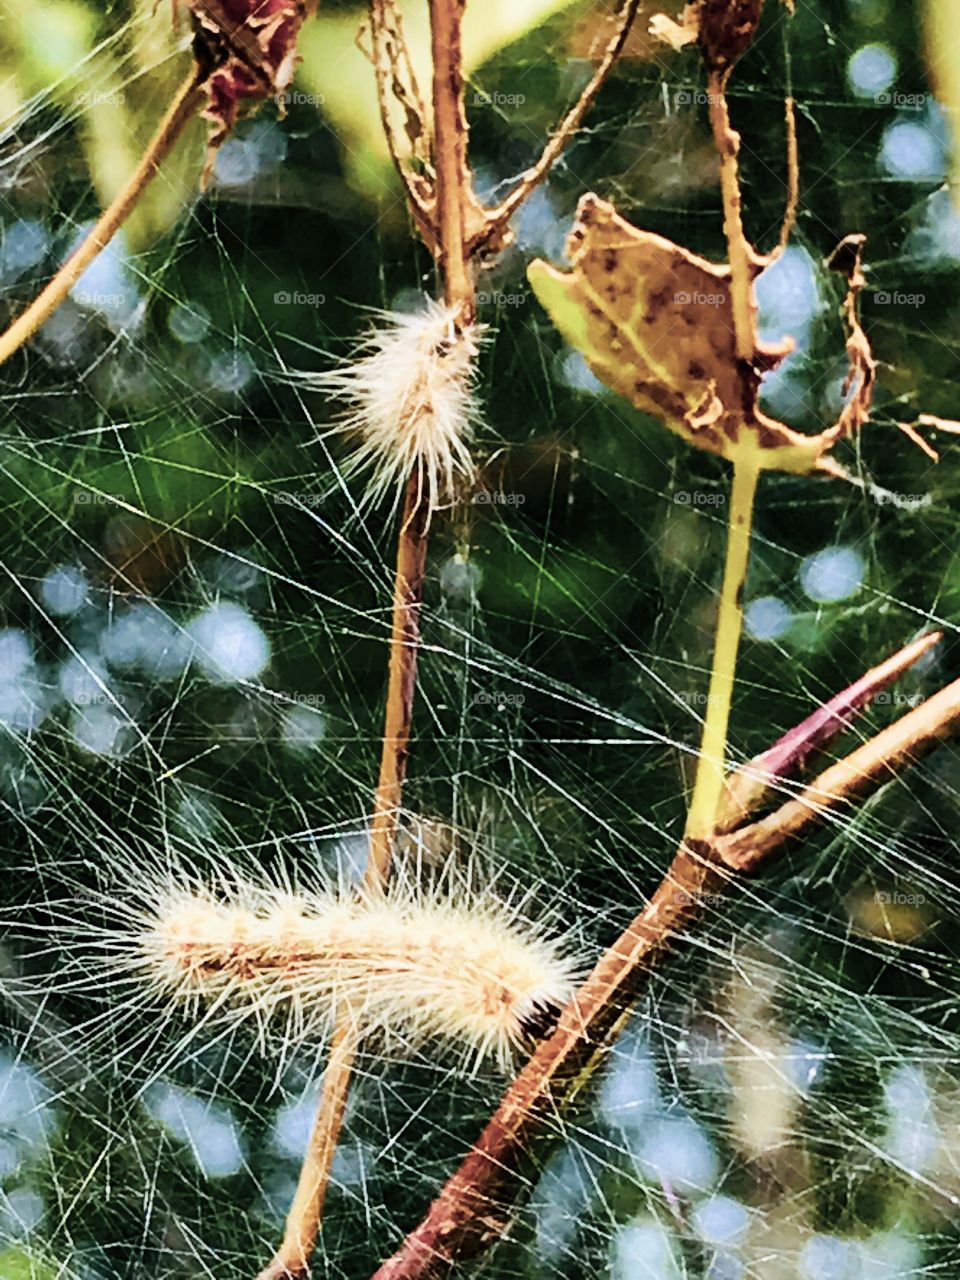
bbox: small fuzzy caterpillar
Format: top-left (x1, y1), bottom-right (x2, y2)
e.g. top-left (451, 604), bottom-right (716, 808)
top-left (295, 298), bottom-right (485, 515)
top-left (134, 875), bottom-right (577, 1069)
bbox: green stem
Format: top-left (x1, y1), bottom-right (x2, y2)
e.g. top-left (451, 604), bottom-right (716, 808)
top-left (684, 457), bottom-right (760, 840)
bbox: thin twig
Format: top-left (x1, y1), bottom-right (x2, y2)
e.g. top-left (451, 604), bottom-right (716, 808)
top-left (366, 474), bottom-right (433, 886)
top-left (257, 472), bottom-right (430, 1280)
top-left (717, 630), bottom-right (941, 831)
top-left (0, 67), bottom-right (204, 367)
top-left (429, 0), bottom-right (473, 315)
top-left (775, 96), bottom-right (799, 257)
top-left (706, 67), bottom-right (756, 360)
top-left (718, 672), bottom-right (960, 871)
top-left (369, 655), bottom-right (960, 1279)
top-left (368, 0), bottom-right (436, 246)
top-left (370, 0), bottom-right (638, 262)
top-left (256, 1032), bottom-right (357, 1280)
top-left (476, 0), bottom-right (642, 254)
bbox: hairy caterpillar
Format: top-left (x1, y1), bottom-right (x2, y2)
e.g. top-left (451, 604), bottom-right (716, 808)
top-left (296, 299), bottom-right (485, 515)
top-left (41, 858), bottom-right (579, 1074)
top-left (146, 883), bottom-right (573, 1067)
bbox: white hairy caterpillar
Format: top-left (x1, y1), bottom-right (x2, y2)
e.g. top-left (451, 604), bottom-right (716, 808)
top-left (296, 298), bottom-right (485, 515)
top-left (148, 883), bottom-right (573, 1067)
top-left (40, 857), bottom-right (579, 1074)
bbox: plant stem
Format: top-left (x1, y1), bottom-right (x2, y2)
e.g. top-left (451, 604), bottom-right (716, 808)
top-left (259, 1), bottom-right (475, 1272)
top-left (366, 478), bottom-right (433, 882)
top-left (257, 473), bottom-right (430, 1280)
top-left (259, 1031), bottom-right (357, 1279)
top-left (717, 630), bottom-right (942, 832)
top-left (370, 657), bottom-right (960, 1280)
top-left (684, 456), bottom-right (760, 840)
top-left (680, 56), bottom-right (766, 841)
top-left (775, 97), bottom-right (799, 257)
top-left (718, 671), bottom-right (960, 871)
top-left (428, 0), bottom-right (473, 316)
top-left (707, 68), bottom-right (755, 361)
top-left (478, 0), bottom-right (641, 253)
top-left (0, 67), bottom-right (203, 367)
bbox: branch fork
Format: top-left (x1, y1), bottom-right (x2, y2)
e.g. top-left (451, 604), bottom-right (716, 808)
top-left (367, 0), bottom-right (642, 270)
top-left (371, 631), bottom-right (960, 1279)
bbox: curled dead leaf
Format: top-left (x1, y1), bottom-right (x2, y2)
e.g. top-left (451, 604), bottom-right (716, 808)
top-left (649, 1), bottom-right (764, 70)
top-left (528, 194), bottom-right (875, 476)
top-left (184, 0), bottom-right (319, 186)
top-left (696, 0), bottom-right (765, 72)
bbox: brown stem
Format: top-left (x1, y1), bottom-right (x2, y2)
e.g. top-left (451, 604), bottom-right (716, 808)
top-left (718, 671), bottom-right (960, 872)
top-left (367, 475), bottom-right (432, 884)
top-left (369, 656), bottom-right (960, 1279)
top-left (476, 0), bottom-right (641, 255)
top-left (256, 1031), bottom-right (358, 1280)
top-left (429, 0), bottom-right (473, 314)
top-left (775, 96), bottom-right (799, 258)
top-left (371, 0), bottom-right (636, 263)
top-left (0, 67), bottom-right (204, 367)
top-left (257, 473), bottom-right (430, 1280)
top-left (368, 0), bottom-right (436, 245)
top-left (717, 630), bottom-right (942, 832)
top-left (259, 3), bottom-right (476, 1271)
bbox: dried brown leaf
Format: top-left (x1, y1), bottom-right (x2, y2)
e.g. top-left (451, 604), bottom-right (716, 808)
top-left (185, 0), bottom-right (318, 185)
top-left (528, 194), bottom-right (870, 475)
